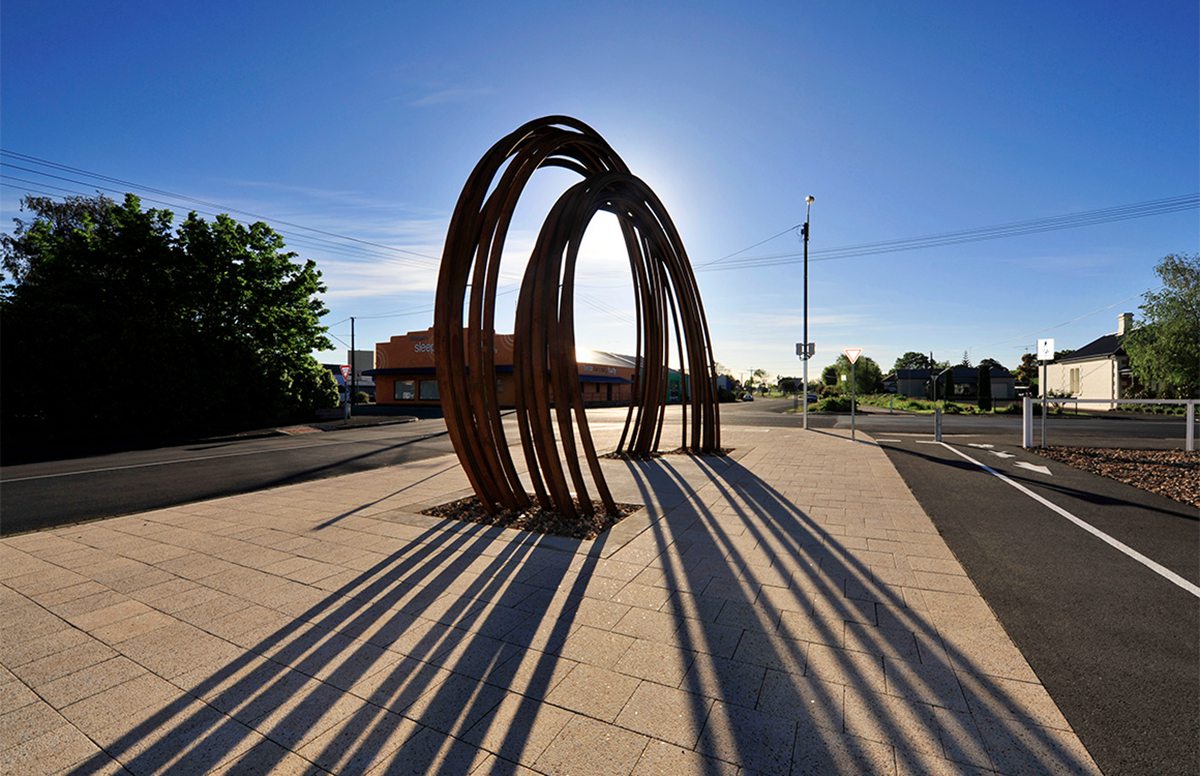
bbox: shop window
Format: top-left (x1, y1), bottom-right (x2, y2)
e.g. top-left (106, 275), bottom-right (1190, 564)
top-left (419, 380), bottom-right (440, 400)
top-left (394, 380), bottom-right (416, 401)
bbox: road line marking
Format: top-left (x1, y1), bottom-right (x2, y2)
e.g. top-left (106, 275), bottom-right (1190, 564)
top-left (968, 443), bottom-right (995, 449)
top-left (875, 439), bottom-right (902, 443)
top-left (939, 442), bottom-right (1200, 599)
top-left (1014, 461), bottom-right (1053, 476)
top-left (989, 451), bottom-right (1016, 459)
top-left (915, 440), bottom-right (940, 445)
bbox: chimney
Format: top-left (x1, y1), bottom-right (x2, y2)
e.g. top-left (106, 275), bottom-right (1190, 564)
top-left (1117, 312), bottom-right (1134, 336)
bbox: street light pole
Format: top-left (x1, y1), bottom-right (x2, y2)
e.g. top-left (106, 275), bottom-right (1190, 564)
top-left (802, 194), bottom-right (815, 430)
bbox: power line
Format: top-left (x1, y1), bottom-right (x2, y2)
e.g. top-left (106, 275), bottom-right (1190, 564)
top-left (698, 194), bottom-right (1199, 272)
top-left (1, 168), bottom-right (438, 270)
top-left (0, 150), bottom-right (442, 264)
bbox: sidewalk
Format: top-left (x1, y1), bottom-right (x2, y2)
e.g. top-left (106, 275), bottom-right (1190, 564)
top-left (0, 424), bottom-right (1100, 775)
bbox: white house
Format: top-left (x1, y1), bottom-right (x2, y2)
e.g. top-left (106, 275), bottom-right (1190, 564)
top-left (1044, 313), bottom-right (1133, 409)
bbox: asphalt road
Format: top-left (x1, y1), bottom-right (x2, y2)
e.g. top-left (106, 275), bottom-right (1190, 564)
top-left (874, 434), bottom-right (1198, 776)
top-left (0, 420), bottom-right (458, 535)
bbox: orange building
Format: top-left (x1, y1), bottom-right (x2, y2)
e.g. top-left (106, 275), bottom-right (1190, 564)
top-left (365, 328), bottom-right (636, 407)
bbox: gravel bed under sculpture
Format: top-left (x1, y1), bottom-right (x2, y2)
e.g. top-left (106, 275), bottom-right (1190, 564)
top-left (422, 496), bottom-right (642, 540)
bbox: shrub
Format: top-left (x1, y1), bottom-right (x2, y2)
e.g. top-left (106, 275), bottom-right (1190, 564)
top-left (817, 395), bottom-right (852, 412)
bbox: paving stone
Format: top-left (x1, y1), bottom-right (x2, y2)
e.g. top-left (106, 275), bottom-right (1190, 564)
top-left (38, 655), bottom-right (146, 709)
top-left (295, 708), bottom-right (420, 774)
top-left (534, 714), bottom-right (649, 776)
top-left (611, 607), bottom-right (683, 643)
top-left (680, 654), bottom-right (766, 709)
top-left (615, 679), bottom-right (713, 748)
top-left (552, 625), bottom-right (633, 669)
top-left (614, 639), bottom-right (695, 685)
top-left (631, 739), bottom-right (739, 776)
top-left (1, 721), bottom-right (101, 775)
top-left (756, 669), bottom-right (842, 732)
top-left (696, 700), bottom-right (797, 773)
top-left (731, 629), bottom-right (807, 675)
top-left (400, 671), bottom-right (508, 737)
top-left (792, 727), bottom-right (897, 775)
top-left (544, 663), bottom-right (641, 722)
top-left (462, 693), bottom-right (575, 766)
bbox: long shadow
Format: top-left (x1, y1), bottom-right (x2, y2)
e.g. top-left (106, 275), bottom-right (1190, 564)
top-left (617, 452), bottom-right (1099, 773)
top-left (887, 441), bottom-right (1199, 522)
top-left (68, 492), bottom-right (616, 774)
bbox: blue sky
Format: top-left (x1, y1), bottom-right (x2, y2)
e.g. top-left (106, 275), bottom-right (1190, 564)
top-left (3, 1), bottom-right (1197, 381)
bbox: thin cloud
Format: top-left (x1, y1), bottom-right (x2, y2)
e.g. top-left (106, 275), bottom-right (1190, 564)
top-left (409, 87), bottom-right (495, 107)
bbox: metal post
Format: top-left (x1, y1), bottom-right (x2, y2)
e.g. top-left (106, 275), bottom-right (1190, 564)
top-left (934, 407), bottom-right (942, 442)
top-left (1187, 402), bottom-right (1195, 452)
top-left (850, 360), bottom-right (857, 442)
top-left (350, 316), bottom-right (357, 418)
top-left (802, 195), bottom-right (813, 430)
top-left (1022, 396), bottom-right (1033, 448)
top-left (1041, 361), bottom-right (1047, 448)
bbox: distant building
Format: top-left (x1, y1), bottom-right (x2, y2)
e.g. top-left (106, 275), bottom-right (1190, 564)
top-left (1044, 313), bottom-right (1133, 408)
top-left (364, 328), bottom-right (638, 407)
top-left (883, 366), bottom-right (1015, 401)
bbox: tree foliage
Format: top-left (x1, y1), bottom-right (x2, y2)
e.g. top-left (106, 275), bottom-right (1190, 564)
top-left (1, 194), bottom-right (337, 459)
top-left (977, 364), bottom-right (993, 411)
top-left (893, 351), bottom-right (933, 372)
top-left (825, 354), bottom-right (884, 394)
top-left (1124, 253), bottom-right (1200, 398)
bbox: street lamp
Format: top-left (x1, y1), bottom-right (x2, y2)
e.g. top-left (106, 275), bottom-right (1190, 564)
top-left (802, 195), bottom-right (815, 430)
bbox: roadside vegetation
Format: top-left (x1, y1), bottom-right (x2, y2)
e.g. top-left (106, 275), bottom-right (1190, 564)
top-left (1, 194), bottom-right (338, 462)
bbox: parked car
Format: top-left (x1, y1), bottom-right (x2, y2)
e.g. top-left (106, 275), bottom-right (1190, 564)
top-left (741, 392), bottom-right (754, 401)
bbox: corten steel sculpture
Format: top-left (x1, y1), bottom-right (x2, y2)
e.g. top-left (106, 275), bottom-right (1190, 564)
top-left (434, 116), bottom-right (720, 520)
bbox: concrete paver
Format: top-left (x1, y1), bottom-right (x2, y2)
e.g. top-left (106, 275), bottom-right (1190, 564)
top-left (0, 423), bottom-right (1102, 774)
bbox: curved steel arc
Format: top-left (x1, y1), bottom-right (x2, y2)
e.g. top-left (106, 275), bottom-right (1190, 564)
top-left (434, 117), bottom-right (720, 518)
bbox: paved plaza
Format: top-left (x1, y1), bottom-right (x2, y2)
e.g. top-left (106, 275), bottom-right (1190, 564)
top-left (0, 424), bottom-right (1101, 774)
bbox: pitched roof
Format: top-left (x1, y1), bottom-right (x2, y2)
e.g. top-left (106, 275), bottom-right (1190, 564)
top-left (1058, 333), bottom-right (1123, 362)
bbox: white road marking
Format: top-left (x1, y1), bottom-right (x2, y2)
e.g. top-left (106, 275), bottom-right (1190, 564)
top-left (939, 442), bottom-right (1200, 599)
top-left (915, 440), bottom-right (941, 445)
top-left (875, 439), bottom-right (903, 443)
top-left (989, 451), bottom-right (1017, 459)
top-left (1014, 461), bottom-right (1053, 476)
top-left (968, 443), bottom-right (995, 449)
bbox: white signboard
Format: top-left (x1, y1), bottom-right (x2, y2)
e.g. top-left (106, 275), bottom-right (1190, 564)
top-left (1037, 338), bottom-right (1055, 361)
top-left (843, 347), bottom-right (862, 365)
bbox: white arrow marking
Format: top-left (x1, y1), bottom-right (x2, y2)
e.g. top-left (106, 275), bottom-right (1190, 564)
top-left (968, 443), bottom-right (995, 449)
top-left (1014, 461), bottom-right (1052, 475)
top-left (989, 451), bottom-right (1016, 459)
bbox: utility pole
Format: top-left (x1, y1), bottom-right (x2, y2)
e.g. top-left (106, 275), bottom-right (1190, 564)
top-left (802, 194), bottom-right (815, 430)
top-left (350, 316), bottom-right (356, 418)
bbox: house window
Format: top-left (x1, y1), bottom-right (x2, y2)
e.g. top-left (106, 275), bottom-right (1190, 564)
top-left (394, 380), bottom-right (416, 401)
top-left (419, 380), bottom-right (440, 400)
top-left (1069, 368), bottom-right (1080, 395)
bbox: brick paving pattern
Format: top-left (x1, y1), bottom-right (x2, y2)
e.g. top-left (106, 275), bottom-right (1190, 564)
top-left (0, 424), bottom-right (1101, 774)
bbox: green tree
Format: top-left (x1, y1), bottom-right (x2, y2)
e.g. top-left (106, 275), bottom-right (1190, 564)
top-left (893, 351), bottom-right (933, 372)
top-left (1, 194), bottom-right (337, 460)
top-left (1124, 255), bottom-right (1200, 397)
top-left (1015, 352), bottom-right (1038, 390)
top-left (960, 350), bottom-right (973, 368)
top-left (821, 364), bottom-right (839, 386)
top-left (977, 364), bottom-right (993, 411)
top-left (826, 354), bottom-right (883, 394)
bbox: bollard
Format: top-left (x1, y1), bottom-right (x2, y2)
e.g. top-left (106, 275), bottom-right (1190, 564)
top-left (1188, 402), bottom-right (1195, 452)
top-left (934, 407), bottom-right (942, 442)
top-left (1022, 396), bottom-right (1033, 448)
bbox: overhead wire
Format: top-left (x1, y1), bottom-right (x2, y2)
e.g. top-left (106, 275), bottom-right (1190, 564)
top-left (698, 194), bottom-right (1199, 272)
top-left (0, 150), bottom-right (441, 263)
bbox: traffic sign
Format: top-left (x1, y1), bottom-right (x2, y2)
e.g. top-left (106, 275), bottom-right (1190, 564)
top-left (843, 347), bottom-right (862, 364)
top-left (1037, 338), bottom-right (1055, 361)
top-left (340, 365), bottom-right (352, 380)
